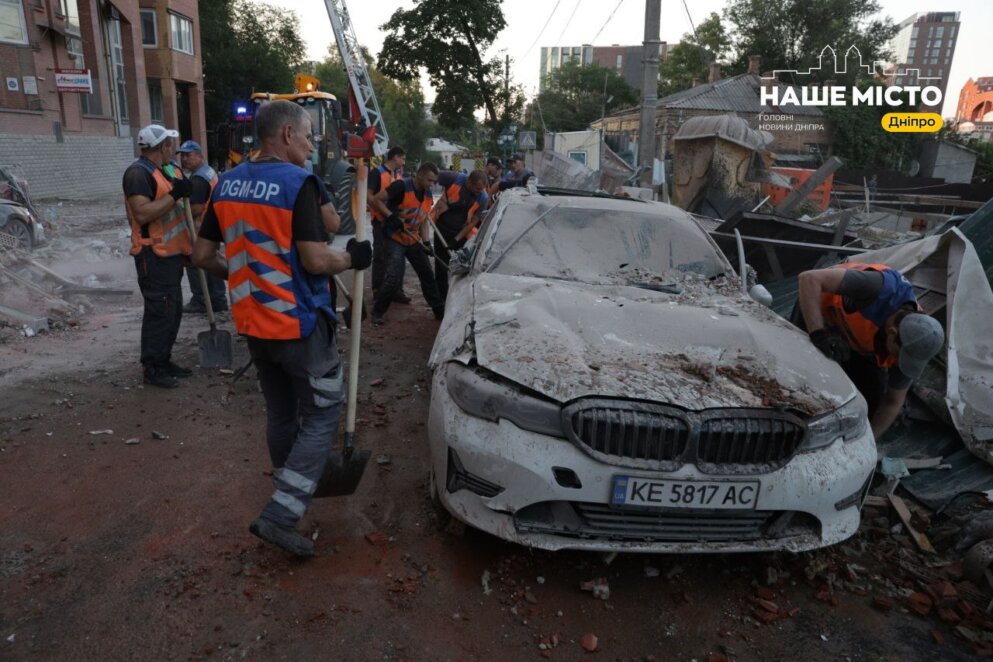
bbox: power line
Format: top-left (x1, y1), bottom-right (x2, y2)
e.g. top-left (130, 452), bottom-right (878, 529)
top-left (590, 0), bottom-right (626, 45)
top-left (522, 0), bottom-right (564, 61)
top-left (680, 0), bottom-right (698, 43)
top-left (554, 0), bottom-right (583, 48)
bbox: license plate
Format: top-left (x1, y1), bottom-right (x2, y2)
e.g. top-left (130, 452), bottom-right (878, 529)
top-left (611, 476), bottom-right (759, 510)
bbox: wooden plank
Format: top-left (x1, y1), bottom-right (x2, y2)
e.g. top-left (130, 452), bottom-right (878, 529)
top-left (888, 494), bottom-right (936, 553)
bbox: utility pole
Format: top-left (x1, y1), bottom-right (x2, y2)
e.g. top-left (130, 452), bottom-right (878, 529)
top-left (505, 54), bottom-right (510, 120)
top-left (638, 0), bottom-right (661, 188)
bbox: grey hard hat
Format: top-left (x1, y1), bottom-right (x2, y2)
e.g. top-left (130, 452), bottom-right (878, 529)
top-left (898, 313), bottom-right (944, 379)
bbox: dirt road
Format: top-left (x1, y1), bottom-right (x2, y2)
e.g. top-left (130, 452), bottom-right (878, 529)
top-left (0, 199), bottom-right (986, 660)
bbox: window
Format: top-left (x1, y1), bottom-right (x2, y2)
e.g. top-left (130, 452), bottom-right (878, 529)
top-left (568, 150), bottom-right (587, 165)
top-left (615, 54), bottom-right (622, 70)
top-left (169, 12), bottom-right (193, 54)
top-left (0, 0), bottom-right (28, 44)
top-left (147, 79), bottom-right (163, 123)
top-left (60, 0), bottom-right (80, 36)
top-left (140, 9), bottom-right (157, 47)
top-left (936, 26), bottom-right (944, 37)
top-left (66, 36), bottom-right (84, 68)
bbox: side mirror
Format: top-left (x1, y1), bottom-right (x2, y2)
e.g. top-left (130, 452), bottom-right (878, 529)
top-left (749, 284), bottom-right (773, 307)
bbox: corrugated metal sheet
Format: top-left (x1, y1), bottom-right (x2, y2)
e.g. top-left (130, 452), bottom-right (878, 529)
top-left (672, 114), bottom-right (773, 150)
top-left (954, 197), bottom-right (993, 287)
top-left (659, 74), bottom-right (824, 117)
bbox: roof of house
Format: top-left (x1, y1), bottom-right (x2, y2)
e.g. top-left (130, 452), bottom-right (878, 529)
top-left (606, 73), bottom-right (825, 118)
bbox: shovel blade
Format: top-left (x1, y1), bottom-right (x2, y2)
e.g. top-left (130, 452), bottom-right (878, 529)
top-left (313, 447), bottom-right (371, 497)
top-left (198, 328), bottom-right (233, 369)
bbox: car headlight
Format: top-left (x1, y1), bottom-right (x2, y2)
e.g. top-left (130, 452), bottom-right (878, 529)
top-left (801, 394), bottom-right (869, 451)
top-left (445, 363), bottom-right (564, 438)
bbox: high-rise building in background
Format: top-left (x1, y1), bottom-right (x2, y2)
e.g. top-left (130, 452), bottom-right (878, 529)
top-left (539, 43), bottom-right (672, 92)
top-left (884, 12), bottom-right (960, 113)
top-left (955, 77), bottom-right (993, 142)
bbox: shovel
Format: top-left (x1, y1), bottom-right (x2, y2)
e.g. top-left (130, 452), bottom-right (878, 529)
top-left (181, 202), bottom-right (233, 369)
top-left (313, 160), bottom-right (371, 497)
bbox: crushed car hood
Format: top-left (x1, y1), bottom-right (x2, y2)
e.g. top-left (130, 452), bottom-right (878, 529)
top-left (470, 273), bottom-right (855, 415)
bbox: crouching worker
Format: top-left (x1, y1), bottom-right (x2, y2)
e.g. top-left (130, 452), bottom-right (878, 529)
top-left (797, 262), bottom-right (944, 439)
top-left (193, 100), bottom-right (372, 558)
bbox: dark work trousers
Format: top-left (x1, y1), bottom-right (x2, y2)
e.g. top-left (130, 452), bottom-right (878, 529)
top-left (433, 232), bottom-right (463, 302)
top-left (185, 266), bottom-right (228, 310)
top-left (371, 219), bottom-right (399, 293)
top-left (838, 353), bottom-right (888, 418)
top-left (248, 314), bottom-right (344, 528)
top-left (373, 237), bottom-right (444, 316)
top-left (133, 247), bottom-right (184, 369)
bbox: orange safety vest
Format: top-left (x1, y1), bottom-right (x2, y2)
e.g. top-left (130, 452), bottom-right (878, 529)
top-left (389, 178), bottom-right (433, 246)
top-left (125, 159), bottom-right (191, 257)
top-left (212, 161), bottom-right (335, 340)
top-left (819, 262), bottom-right (919, 368)
top-left (432, 176), bottom-right (488, 238)
top-left (370, 164), bottom-right (394, 223)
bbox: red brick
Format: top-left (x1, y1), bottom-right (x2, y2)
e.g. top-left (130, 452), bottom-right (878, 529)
top-left (906, 592), bottom-right (933, 616)
top-left (872, 596), bottom-right (894, 611)
top-left (753, 609), bottom-right (778, 624)
top-left (938, 607), bottom-right (962, 625)
top-left (754, 586), bottom-right (776, 601)
top-left (708, 655), bottom-right (729, 662)
top-left (930, 629), bottom-right (945, 645)
top-left (750, 597), bottom-right (779, 614)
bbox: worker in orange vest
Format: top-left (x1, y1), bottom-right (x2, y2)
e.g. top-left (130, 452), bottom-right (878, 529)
top-left (797, 262), bottom-right (944, 437)
top-left (123, 125), bottom-right (194, 388)
top-left (370, 147), bottom-right (409, 302)
top-left (177, 140), bottom-right (227, 315)
top-left (368, 162), bottom-right (443, 326)
top-left (431, 169), bottom-right (489, 300)
top-left (193, 100), bottom-right (371, 558)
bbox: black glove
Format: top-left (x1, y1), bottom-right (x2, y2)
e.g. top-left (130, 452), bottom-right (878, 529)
top-left (420, 241), bottom-right (434, 257)
top-left (383, 213), bottom-right (402, 235)
top-left (809, 329), bottom-right (851, 363)
top-left (169, 178), bottom-right (193, 200)
top-left (345, 238), bottom-right (372, 270)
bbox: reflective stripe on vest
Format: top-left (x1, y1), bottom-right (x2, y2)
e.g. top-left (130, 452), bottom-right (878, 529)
top-left (390, 178), bottom-right (432, 246)
top-left (212, 161), bottom-right (334, 340)
top-left (370, 164), bottom-right (393, 222)
top-left (192, 163), bottom-right (219, 228)
top-left (819, 262), bottom-right (918, 368)
top-left (125, 159), bottom-right (192, 257)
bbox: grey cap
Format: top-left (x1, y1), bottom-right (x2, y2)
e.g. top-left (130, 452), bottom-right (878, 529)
top-left (898, 313), bottom-right (944, 379)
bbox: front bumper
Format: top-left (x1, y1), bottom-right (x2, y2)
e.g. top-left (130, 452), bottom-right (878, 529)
top-left (428, 370), bottom-right (876, 553)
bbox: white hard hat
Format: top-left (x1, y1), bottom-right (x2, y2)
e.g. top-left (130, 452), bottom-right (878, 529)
top-left (137, 124), bottom-right (179, 149)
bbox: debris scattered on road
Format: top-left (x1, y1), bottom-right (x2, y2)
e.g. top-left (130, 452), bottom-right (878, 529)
top-left (644, 566), bottom-right (660, 578)
top-left (376, 454), bottom-right (391, 466)
top-left (124, 438), bottom-right (140, 445)
top-left (370, 378), bottom-right (384, 387)
top-left (580, 577), bottom-right (610, 600)
top-left (580, 632), bottom-right (598, 652)
top-left (152, 431), bottom-right (167, 440)
top-left (365, 531), bottom-right (389, 547)
top-left (481, 570), bottom-right (492, 595)
top-left (88, 429), bottom-right (112, 435)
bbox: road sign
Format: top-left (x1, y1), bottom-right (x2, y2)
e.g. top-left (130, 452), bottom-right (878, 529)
top-left (518, 131), bottom-right (537, 150)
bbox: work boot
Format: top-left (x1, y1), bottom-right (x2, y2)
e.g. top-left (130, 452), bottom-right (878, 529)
top-left (392, 291), bottom-right (411, 304)
top-left (372, 313), bottom-right (385, 326)
top-left (163, 361), bottom-right (193, 378)
top-left (183, 300), bottom-right (206, 314)
top-left (211, 301), bottom-right (229, 313)
top-left (143, 366), bottom-right (179, 389)
top-left (249, 517), bottom-right (314, 558)
top-left (432, 305), bottom-right (445, 321)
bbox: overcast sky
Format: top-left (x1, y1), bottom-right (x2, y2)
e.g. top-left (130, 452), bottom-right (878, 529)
top-left (252, 0), bottom-right (991, 117)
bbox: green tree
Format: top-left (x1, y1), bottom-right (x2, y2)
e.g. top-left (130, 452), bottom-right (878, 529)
top-left (534, 61), bottom-right (639, 133)
top-left (201, 0), bottom-right (305, 149)
top-left (822, 85), bottom-right (922, 170)
top-left (659, 13), bottom-right (731, 97)
top-left (378, 0), bottom-right (506, 128)
top-left (724, 0), bottom-right (895, 84)
top-left (315, 49), bottom-right (430, 160)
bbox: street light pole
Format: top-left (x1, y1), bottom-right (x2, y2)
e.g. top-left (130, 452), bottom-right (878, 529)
top-left (638, 0), bottom-right (661, 188)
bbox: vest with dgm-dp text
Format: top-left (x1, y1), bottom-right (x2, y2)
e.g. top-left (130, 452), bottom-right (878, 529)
top-left (389, 177), bottom-right (433, 246)
top-left (125, 158), bottom-right (191, 258)
top-left (820, 262), bottom-right (919, 368)
top-left (212, 161), bottom-right (334, 340)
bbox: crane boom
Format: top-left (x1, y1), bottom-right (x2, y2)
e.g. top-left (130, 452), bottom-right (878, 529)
top-left (323, 0), bottom-right (390, 158)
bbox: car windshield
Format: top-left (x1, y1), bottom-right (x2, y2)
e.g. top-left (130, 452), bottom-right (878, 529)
top-left (482, 202), bottom-right (729, 284)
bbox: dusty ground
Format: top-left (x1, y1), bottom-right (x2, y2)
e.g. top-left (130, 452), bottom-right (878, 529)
top-left (0, 199), bottom-right (990, 660)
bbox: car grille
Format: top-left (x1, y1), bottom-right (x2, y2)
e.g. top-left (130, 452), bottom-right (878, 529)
top-left (514, 501), bottom-right (817, 543)
top-left (697, 417), bottom-right (805, 464)
top-left (563, 399), bottom-right (806, 472)
top-left (568, 405), bottom-right (689, 462)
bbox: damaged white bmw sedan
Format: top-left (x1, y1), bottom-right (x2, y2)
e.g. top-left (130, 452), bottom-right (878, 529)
top-left (427, 189), bottom-right (876, 553)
